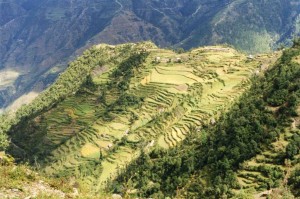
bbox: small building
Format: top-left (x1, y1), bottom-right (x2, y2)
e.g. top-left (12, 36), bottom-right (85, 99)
top-left (176, 57), bottom-right (182, 63)
top-left (149, 140), bottom-right (155, 147)
top-left (247, 54), bottom-right (254, 59)
top-left (124, 129), bottom-right (129, 136)
top-left (107, 143), bottom-right (113, 149)
top-left (154, 57), bottom-right (161, 63)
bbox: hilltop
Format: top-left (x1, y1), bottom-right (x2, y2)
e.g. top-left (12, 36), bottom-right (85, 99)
top-left (1, 41), bottom-right (289, 198)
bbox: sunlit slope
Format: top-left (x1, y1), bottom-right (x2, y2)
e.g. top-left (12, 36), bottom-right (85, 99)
top-left (234, 121), bottom-right (300, 198)
top-left (9, 43), bottom-right (280, 192)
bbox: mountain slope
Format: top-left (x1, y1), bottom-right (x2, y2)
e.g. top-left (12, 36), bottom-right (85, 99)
top-left (1, 42), bottom-right (280, 196)
top-left (108, 41), bottom-right (300, 198)
top-left (0, 0), bottom-right (299, 110)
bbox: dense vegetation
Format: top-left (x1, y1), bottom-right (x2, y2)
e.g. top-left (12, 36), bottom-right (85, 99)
top-left (0, 46), bottom-right (112, 151)
top-left (1, 44), bottom-right (151, 160)
top-left (108, 41), bottom-right (300, 198)
top-left (104, 51), bottom-right (149, 115)
top-left (289, 167), bottom-right (300, 196)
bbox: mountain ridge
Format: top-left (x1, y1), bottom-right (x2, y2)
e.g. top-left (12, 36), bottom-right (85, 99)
top-left (0, 41), bottom-right (299, 198)
top-left (0, 41), bottom-right (283, 197)
top-left (1, 0), bottom-right (299, 109)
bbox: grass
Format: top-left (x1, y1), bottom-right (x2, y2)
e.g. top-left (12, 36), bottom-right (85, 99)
top-left (150, 69), bottom-right (198, 85)
top-left (96, 140), bottom-right (113, 149)
top-left (157, 136), bottom-right (169, 149)
top-left (235, 125), bottom-right (300, 195)
top-left (292, 55), bottom-right (300, 64)
top-left (81, 143), bottom-right (100, 159)
top-left (109, 123), bottom-right (128, 130)
top-left (96, 147), bottom-right (139, 190)
top-left (0, 155), bottom-right (78, 198)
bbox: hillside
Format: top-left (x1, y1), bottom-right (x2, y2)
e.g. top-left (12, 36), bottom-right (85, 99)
top-left (0, 41), bottom-right (283, 198)
top-left (108, 41), bottom-right (300, 198)
top-left (1, 0), bottom-right (299, 110)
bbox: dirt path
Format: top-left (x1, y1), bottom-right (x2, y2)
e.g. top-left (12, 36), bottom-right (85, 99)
top-left (115, 0), bottom-right (123, 15)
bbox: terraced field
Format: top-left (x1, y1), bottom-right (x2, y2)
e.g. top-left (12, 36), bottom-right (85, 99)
top-left (15, 43), bottom-right (280, 193)
top-left (235, 106), bottom-right (300, 198)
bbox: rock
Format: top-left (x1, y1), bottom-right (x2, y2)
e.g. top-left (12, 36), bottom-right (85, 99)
top-left (112, 193), bottom-right (122, 199)
top-left (149, 140), bottom-right (155, 147)
top-left (210, 118), bottom-right (216, 125)
top-left (176, 57), bottom-right (182, 63)
top-left (72, 188), bottom-right (79, 197)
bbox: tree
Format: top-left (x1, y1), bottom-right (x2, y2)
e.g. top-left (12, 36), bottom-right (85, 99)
top-left (286, 140), bottom-right (300, 160)
top-left (0, 132), bottom-right (9, 151)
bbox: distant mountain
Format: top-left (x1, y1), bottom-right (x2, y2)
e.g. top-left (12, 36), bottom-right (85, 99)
top-left (0, 0), bottom-right (299, 109)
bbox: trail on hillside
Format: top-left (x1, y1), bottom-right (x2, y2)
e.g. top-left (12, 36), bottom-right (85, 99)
top-left (192, 5), bottom-right (202, 17)
top-left (114, 0), bottom-right (124, 15)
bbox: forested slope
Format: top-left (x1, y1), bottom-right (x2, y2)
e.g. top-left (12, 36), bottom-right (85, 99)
top-left (0, 44), bottom-right (118, 151)
top-left (108, 41), bottom-right (300, 198)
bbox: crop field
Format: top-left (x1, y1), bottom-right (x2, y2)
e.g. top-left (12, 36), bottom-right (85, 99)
top-left (235, 130), bottom-right (300, 196)
top-left (23, 43), bottom-right (280, 192)
top-left (234, 104), bottom-right (300, 197)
